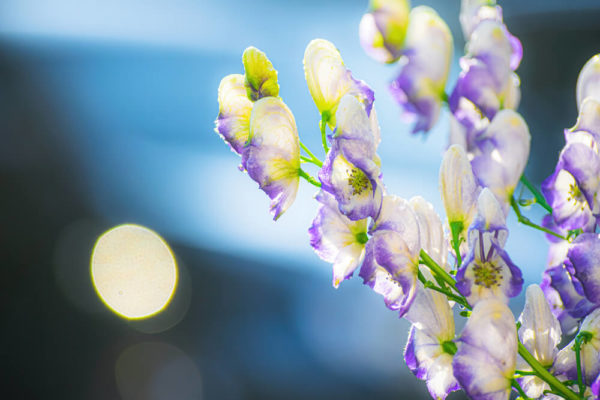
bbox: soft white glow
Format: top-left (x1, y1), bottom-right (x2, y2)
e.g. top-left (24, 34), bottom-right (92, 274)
top-left (91, 224), bottom-right (177, 319)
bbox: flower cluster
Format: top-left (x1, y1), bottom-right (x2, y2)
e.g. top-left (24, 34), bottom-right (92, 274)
top-left (541, 54), bottom-right (600, 342)
top-left (214, 2), bottom-right (600, 399)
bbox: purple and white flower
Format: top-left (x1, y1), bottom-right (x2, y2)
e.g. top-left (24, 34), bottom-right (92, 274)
top-left (553, 308), bottom-right (600, 387)
top-left (242, 96), bottom-right (300, 220)
top-left (389, 6), bottom-right (453, 134)
top-left (215, 74), bottom-right (254, 155)
top-left (516, 284), bottom-right (562, 398)
top-left (359, 195), bottom-right (420, 316)
top-left (359, 0), bottom-right (410, 64)
top-left (304, 39), bottom-right (374, 128)
top-left (404, 284), bottom-right (459, 399)
top-left (470, 109), bottom-right (531, 208)
top-left (319, 95), bottom-right (383, 221)
top-left (576, 54), bottom-right (600, 110)
top-left (309, 190), bottom-right (369, 288)
top-left (456, 189), bottom-right (523, 305)
top-left (449, 14), bottom-right (522, 149)
top-left (567, 233), bottom-right (600, 305)
top-left (542, 164), bottom-right (596, 232)
top-left (453, 298), bottom-right (517, 400)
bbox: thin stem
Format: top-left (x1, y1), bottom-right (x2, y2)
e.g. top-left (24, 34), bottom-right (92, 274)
top-left (510, 196), bottom-right (567, 240)
top-left (520, 175), bottom-right (553, 213)
top-left (299, 141), bottom-right (324, 167)
top-left (423, 281), bottom-right (470, 308)
top-left (298, 168), bottom-right (322, 188)
top-left (300, 155), bottom-right (322, 167)
top-left (449, 221), bottom-right (463, 268)
top-left (514, 370), bottom-right (538, 377)
top-left (518, 343), bottom-right (580, 400)
top-left (320, 113), bottom-right (329, 153)
top-left (419, 250), bottom-right (468, 307)
top-left (574, 334), bottom-right (586, 396)
top-left (511, 378), bottom-right (531, 400)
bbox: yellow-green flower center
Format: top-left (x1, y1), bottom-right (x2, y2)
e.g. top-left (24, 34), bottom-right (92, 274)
top-left (347, 168), bottom-right (371, 195)
top-left (473, 261), bottom-right (503, 289)
top-left (567, 182), bottom-right (586, 211)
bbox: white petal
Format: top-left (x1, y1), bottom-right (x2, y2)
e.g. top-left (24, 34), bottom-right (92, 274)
top-left (518, 284), bottom-right (562, 366)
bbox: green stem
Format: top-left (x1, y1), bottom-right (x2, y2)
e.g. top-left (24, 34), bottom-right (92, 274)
top-left (514, 370), bottom-right (539, 377)
top-left (510, 196), bottom-right (567, 240)
top-left (574, 333), bottom-right (588, 396)
top-left (300, 155), bottom-right (322, 167)
top-left (520, 175), bottom-right (553, 213)
top-left (299, 141), bottom-right (324, 167)
top-left (511, 378), bottom-right (531, 399)
top-left (320, 113), bottom-right (329, 153)
top-left (419, 250), bottom-right (468, 307)
top-left (449, 221), bottom-right (463, 268)
top-left (423, 281), bottom-right (470, 308)
top-left (518, 343), bottom-right (580, 400)
top-left (298, 168), bottom-right (322, 188)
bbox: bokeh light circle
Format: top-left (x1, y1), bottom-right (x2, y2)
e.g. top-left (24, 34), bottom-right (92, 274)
top-left (91, 224), bottom-right (177, 319)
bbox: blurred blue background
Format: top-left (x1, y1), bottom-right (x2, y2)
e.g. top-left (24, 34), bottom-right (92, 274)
top-left (2, 0), bottom-right (600, 399)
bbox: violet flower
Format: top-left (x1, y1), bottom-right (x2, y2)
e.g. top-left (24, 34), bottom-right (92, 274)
top-left (456, 189), bottom-right (523, 305)
top-left (389, 6), bottom-right (453, 134)
top-left (567, 233), bottom-right (600, 305)
top-left (453, 298), bottom-right (517, 400)
top-left (470, 109), bottom-right (531, 208)
top-left (359, 195), bottom-right (420, 316)
top-left (309, 190), bottom-right (368, 288)
top-left (215, 74), bottom-right (254, 155)
top-left (319, 94), bottom-right (383, 221)
top-left (242, 97), bottom-right (300, 220)
top-left (404, 284), bottom-right (459, 399)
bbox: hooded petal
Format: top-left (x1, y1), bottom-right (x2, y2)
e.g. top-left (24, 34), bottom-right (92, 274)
top-left (518, 284), bottom-right (562, 365)
top-left (388, 6), bottom-right (453, 134)
top-left (409, 196), bottom-right (448, 271)
top-left (576, 54), bottom-right (600, 111)
top-left (516, 284), bottom-right (561, 398)
top-left (242, 97), bottom-right (300, 220)
top-left (459, 0), bottom-right (502, 40)
top-left (453, 298), bottom-right (516, 400)
top-left (242, 47), bottom-right (279, 101)
top-left (466, 19), bottom-right (522, 82)
top-left (309, 191), bottom-right (368, 288)
top-left (567, 233), bottom-right (600, 304)
top-left (439, 144), bottom-right (480, 229)
top-left (470, 109), bottom-right (531, 207)
top-left (570, 97), bottom-right (600, 142)
top-left (215, 74), bottom-right (253, 154)
top-left (303, 39), bottom-right (374, 128)
top-left (467, 188), bottom-right (508, 248)
top-left (359, 0), bottom-right (410, 64)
